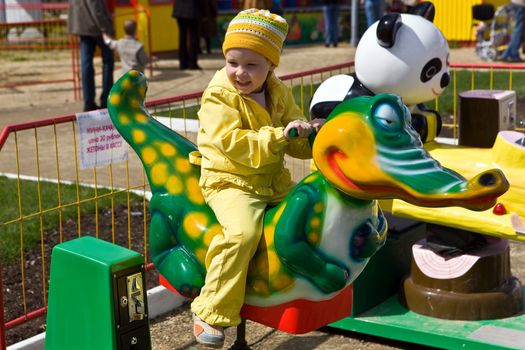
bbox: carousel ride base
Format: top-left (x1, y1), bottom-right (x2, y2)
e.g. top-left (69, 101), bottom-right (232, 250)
top-left (330, 291), bottom-right (525, 350)
top-left (329, 215), bottom-right (525, 350)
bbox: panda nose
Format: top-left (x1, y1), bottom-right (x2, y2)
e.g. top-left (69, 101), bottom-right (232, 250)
top-left (440, 73), bottom-right (450, 88)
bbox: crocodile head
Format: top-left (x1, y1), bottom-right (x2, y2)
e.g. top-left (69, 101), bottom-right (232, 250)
top-left (312, 94), bottom-right (509, 211)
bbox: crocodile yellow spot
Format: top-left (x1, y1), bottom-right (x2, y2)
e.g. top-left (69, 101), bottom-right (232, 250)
top-left (139, 86), bottom-right (146, 98)
top-left (166, 176), bottom-right (183, 195)
top-left (176, 158), bottom-right (191, 173)
top-left (252, 280), bottom-right (270, 296)
top-left (121, 78), bottom-right (132, 90)
top-left (132, 129), bottom-right (146, 144)
top-left (151, 163), bottom-right (168, 185)
top-left (183, 212), bottom-right (208, 239)
top-left (195, 247), bottom-right (207, 265)
top-left (186, 177), bottom-right (204, 204)
top-left (129, 70), bottom-right (140, 78)
top-left (135, 112), bottom-right (148, 123)
top-left (272, 205), bottom-right (286, 224)
top-left (109, 93), bottom-right (121, 106)
top-left (307, 231), bottom-right (320, 244)
top-left (314, 202), bottom-right (324, 213)
top-left (304, 176), bottom-right (315, 183)
top-left (265, 251), bottom-right (280, 276)
top-left (141, 147), bottom-right (157, 165)
top-left (262, 226), bottom-right (275, 246)
top-left (204, 224), bottom-right (222, 246)
top-left (160, 143), bottom-right (176, 157)
top-left (272, 274), bottom-right (293, 290)
top-left (310, 217), bottom-right (321, 229)
top-left (118, 113), bottom-right (130, 125)
top-left (130, 98), bottom-right (140, 109)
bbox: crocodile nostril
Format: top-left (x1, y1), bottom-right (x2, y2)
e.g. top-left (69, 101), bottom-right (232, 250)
top-left (479, 172), bottom-right (497, 187)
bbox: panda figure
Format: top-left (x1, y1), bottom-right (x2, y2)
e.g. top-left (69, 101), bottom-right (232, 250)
top-left (310, 2), bottom-right (450, 143)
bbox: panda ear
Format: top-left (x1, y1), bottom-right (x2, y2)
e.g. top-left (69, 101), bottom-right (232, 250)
top-left (409, 1), bottom-right (435, 22)
top-left (377, 13), bottom-right (402, 48)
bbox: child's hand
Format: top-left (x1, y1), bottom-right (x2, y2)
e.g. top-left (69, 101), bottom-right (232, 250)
top-left (284, 120), bottom-right (313, 140)
top-left (309, 118), bottom-right (325, 132)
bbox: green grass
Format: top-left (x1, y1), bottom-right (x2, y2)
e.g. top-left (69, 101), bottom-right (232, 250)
top-left (0, 176), bottom-right (144, 264)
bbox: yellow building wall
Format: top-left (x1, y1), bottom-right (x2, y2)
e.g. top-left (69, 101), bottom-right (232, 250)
top-left (114, 4), bottom-right (178, 53)
top-left (428, 0), bottom-right (483, 41)
top-left (429, 0), bottom-right (513, 42)
top-left (148, 5), bottom-right (179, 52)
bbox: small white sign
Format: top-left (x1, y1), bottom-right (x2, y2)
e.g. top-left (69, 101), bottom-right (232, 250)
top-left (76, 109), bottom-right (128, 169)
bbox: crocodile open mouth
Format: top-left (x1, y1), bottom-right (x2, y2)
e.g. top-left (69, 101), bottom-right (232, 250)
top-left (326, 149), bottom-right (499, 211)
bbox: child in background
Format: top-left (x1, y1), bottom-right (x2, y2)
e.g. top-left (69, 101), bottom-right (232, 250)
top-left (103, 20), bottom-right (148, 74)
top-left (191, 8), bottom-right (324, 348)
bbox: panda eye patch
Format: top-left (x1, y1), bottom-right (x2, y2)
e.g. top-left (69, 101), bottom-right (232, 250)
top-left (420, 58), bottom-right (442, 83)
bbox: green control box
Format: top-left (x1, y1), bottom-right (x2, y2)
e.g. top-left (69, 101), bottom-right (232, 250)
top-left (45, 236), bottom-right (151, 350)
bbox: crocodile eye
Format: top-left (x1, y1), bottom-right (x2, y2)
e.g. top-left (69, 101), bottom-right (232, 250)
top-left (372, 102), bottom-right (402, 131)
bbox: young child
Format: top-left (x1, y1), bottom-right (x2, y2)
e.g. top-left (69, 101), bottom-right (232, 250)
top-left (103, 20), bottom-right (148, 74)
top-left (192, 8), bottom-right (323, 348)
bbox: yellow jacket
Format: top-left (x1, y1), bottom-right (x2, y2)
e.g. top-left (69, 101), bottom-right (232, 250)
top-left (197, 68), bottom-right (312, 197)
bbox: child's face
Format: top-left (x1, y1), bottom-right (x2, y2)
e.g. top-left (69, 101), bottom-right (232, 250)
top-left (225, 48), bottom-right (274, 95)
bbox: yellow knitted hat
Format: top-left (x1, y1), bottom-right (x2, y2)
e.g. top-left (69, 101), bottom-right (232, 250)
top-left (222, 8), bottom-right (288, 66)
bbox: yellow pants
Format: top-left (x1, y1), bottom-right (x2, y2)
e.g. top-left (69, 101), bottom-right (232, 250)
top-left (191, 184), bottom-right (286, 327)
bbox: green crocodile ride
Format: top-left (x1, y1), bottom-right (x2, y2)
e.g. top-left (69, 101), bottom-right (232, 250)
top-left (107, 70), bottom-right (508, 319)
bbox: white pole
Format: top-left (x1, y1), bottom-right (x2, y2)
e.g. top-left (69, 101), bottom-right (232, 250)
top-left (351, 0), bottom-right (359, 47)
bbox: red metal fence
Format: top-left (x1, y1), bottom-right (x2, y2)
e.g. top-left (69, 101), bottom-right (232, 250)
top-left (0, 2), bottom-right (153, 101)
top-left (0, 2), bottom-right (80, 98)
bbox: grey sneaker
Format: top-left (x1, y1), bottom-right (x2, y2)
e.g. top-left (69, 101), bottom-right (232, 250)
top-left (193, 313), bottom-right (225, 348)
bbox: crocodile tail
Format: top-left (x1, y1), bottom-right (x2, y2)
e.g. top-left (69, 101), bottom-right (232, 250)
top-left (107, 70), bottom-right (201, 195)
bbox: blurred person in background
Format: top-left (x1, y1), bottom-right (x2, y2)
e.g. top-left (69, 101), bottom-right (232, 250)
top-left (172, 0), bottom-right (206, 70)
top-left (363, 0), bottom-right (386, 27)
top-left (200, 0), bottom-right (219, 55)
top-left (499, 0), bottom-right (525, 62)
top-left (103, 20), bottom-right (148, 75)
top-left (68, 0), bottom-right (115, 111)
top-left (323, 0), bottom-right (341, 47)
